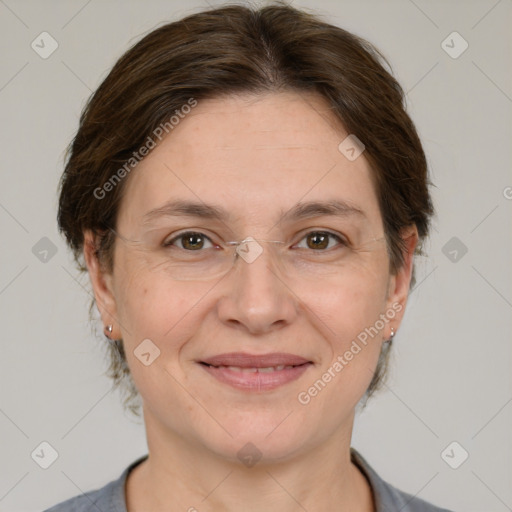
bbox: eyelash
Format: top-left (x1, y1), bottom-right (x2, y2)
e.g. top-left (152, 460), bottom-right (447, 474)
top-left (163, 230), bottom-right (349, 251)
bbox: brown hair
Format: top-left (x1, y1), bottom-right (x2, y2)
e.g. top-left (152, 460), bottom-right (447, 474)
top-left (58, 2), bottom-right (434, 415)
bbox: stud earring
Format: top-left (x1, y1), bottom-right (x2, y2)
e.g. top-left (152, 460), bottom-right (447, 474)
top-left (386, 327), bottom-right (396, 344)
top-left (104, 324), bottom-right (113, 339)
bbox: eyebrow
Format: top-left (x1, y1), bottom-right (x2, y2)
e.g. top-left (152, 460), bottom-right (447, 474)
top-left (142, 200), bottom-right (231, 225)
top-left (142, 199), bottom-right (366, 225)
top-left (281, 199), bottom-right (366, 223)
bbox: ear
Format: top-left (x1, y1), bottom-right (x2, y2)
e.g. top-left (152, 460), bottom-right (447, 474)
top-left (384, 225), bottom-right (419, 337)
top-left (83, 230), bottom-right (121, 339)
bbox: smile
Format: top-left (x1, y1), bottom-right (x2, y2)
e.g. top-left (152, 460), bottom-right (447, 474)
top-left (204, 364), bottom-right (297, 372)
top-left (198, 353), bottom-right (313, 391)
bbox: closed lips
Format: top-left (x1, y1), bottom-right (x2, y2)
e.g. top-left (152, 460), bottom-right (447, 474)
top-left (203, 365), bottom-right (299, 372)
top-left (199, 352), bottom-right (313, 391)
top-left (199, 352), bottom-right (313, 369)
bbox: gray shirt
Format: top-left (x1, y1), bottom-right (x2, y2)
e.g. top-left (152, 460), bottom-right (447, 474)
top-left (44, 448), bottom-right (453, 511)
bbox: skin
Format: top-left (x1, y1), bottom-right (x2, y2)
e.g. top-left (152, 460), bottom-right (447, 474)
top-left (84, 91), bottom-right (417, 512)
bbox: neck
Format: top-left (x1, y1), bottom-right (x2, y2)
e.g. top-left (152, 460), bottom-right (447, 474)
top-left (126, 411), bottom-right (374, 512)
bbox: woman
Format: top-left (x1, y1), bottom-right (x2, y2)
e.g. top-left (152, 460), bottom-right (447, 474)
top-left (47, 3), bottom-right (452, 511)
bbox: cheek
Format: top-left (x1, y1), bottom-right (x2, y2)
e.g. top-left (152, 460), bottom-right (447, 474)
top-left (114, 267), bottom-right (203, 396)
top-left (304, 257), bottom-right (390, 342)
top-left (113, 253), bottom-right (180, 343)
top-left (114, 256), bottom-right (222, 381)
top-left (119, 271), bottom-right (201, 341)
top-left (301, 259), bottom-right (389, 397)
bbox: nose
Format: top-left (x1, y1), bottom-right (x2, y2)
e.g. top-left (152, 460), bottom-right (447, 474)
top-left (216, 242), bottom-right (299, 335)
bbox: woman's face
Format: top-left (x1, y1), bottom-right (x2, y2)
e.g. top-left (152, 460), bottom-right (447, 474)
top-left (86, 92), bottom-right (415, 463)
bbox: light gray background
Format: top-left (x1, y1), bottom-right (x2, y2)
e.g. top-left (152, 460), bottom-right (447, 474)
top-left (0, 1), bottom-right (511, 511)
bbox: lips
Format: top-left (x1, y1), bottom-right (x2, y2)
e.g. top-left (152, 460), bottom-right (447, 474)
top-left (198, 352), bottom-right (313, 391)
top-left (200, 352), bottom-right (311, 368)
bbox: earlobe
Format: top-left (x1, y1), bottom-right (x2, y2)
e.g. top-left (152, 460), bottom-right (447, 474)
top-left (83, 230), bottom-right (120, 339)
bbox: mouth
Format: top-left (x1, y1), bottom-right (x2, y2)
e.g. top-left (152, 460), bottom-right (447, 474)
top-left (198, 352), bottom-right (313, 391)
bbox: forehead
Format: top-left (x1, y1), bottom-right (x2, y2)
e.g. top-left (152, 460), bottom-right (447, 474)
top-left (117, 91), bottom-right (383, 231)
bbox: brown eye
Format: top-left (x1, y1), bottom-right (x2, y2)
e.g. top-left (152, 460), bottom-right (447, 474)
top-left (182, 233), bottom-right (205, 250)
top-left (165, 232), bottom-right (213, 250)
top-left (297, 231), bottom-right (346, 251)
top-left (307, 232), bottom-right (329, 250)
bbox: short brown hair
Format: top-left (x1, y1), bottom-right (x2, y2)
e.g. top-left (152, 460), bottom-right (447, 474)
top-left (58, 2), bottom-right (433, 415)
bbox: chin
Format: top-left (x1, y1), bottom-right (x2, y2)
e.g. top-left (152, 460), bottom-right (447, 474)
top-left (196, 410), bottom-right (317, 465)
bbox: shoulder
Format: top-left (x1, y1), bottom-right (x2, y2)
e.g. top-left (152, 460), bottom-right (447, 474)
top-left (43, 479), bottom-right (118, 512)
top-left (43, 455), bottom-right (148, 512)
top-left (351, 448), bottom-right (454, 512)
